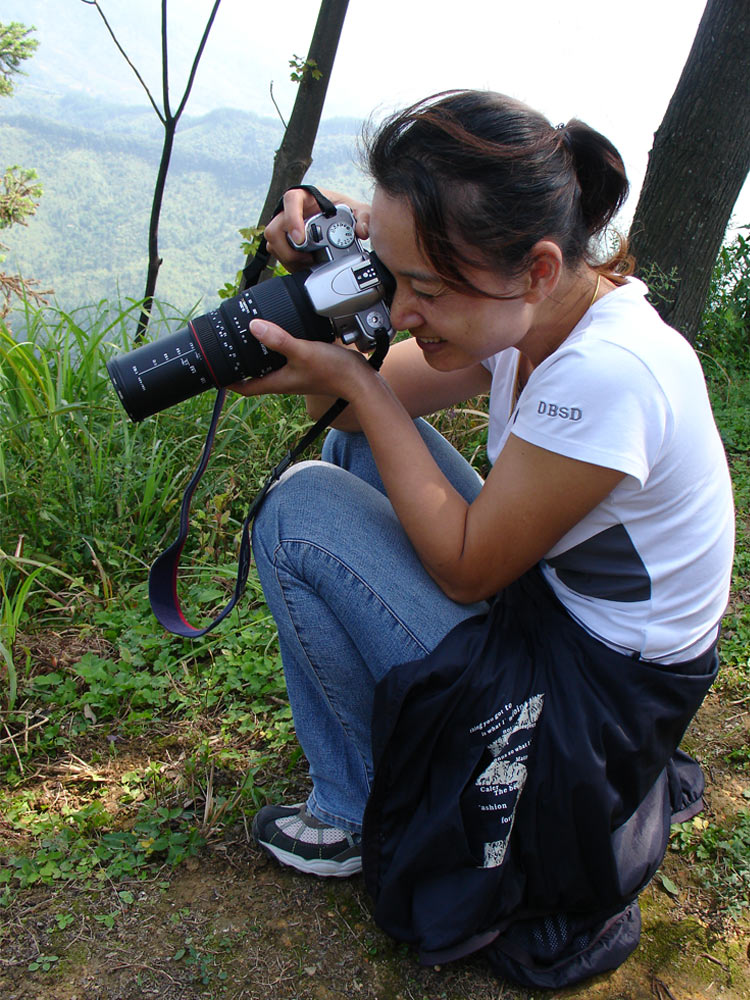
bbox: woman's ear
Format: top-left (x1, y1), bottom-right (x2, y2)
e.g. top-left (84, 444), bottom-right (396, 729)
top-left (525, 240), bottom-right (563, 302)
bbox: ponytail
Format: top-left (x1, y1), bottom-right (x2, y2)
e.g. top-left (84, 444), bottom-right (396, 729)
top-left (561, 120), bottom-right (634, 280)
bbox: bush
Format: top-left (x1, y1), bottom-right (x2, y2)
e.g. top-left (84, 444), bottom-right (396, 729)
top-left (698, 229), bottom-right (750, 370)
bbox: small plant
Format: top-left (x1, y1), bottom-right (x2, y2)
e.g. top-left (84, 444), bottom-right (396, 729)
top-left (288, 54), bottom-right (322, 84)
top-left (28, 954), bottom-right (59, 973)
top-left (670, 810), bottom-right (750, 917)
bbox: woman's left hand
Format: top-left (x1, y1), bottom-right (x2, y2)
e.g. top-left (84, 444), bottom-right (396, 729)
top-left (228, 319), bottom-right (371, 400)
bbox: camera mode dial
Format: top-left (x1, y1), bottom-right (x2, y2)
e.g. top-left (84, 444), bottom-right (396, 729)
top-left (327, 221), bottom-right (355, 249)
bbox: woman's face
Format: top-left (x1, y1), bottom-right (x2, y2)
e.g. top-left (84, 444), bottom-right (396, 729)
top-left (369, 188), bottom-right (533, 370)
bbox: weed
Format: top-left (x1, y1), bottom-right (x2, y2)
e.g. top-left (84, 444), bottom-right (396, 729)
top-left (0, 792), bottom-right (205, 905)
top-left (670, 811), bottom-right (750, 917)
top-left (28, 954), bottom-right (59, 972)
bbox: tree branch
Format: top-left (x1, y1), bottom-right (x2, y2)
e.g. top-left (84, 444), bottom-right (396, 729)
top-left (160, 0), bottom-right (171, 119)
top-left (174, 0), bottom-right (222, 120)
top-left (80, 0), bottom-right (165, 124)
top-left (268, 81), bottom-right (288, 130)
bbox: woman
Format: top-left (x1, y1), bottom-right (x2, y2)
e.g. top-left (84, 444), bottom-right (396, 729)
top-left (232, 91), bottom-right (734, 983)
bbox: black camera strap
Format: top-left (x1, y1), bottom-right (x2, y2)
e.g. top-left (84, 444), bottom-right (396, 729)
top-left (148, 333), bottom-right (389, 638)
top-left (149, 183), bottom-right (388, 636)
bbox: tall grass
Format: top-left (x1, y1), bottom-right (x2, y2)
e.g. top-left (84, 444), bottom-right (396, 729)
top-left (0, 296), bottom-right (313, 705)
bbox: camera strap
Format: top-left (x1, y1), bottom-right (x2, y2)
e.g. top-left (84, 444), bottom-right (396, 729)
top-left (148, 329), bottom-right (391, 638)
top-left (149, 184), bottom-right (385, 637)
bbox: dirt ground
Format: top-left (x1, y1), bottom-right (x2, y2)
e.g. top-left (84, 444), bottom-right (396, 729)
top-left (1, 689), bottom-right (749, 1000)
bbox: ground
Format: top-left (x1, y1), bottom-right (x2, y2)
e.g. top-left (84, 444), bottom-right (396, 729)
top-left (1, 666), bottom-right (749, 1000)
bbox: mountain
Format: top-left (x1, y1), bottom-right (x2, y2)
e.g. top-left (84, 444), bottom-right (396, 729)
top-left (1, 90), bottom-right (370, 314)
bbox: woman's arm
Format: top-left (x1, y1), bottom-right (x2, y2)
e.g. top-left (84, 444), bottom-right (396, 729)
top-left (304, 337), bottom-right (492, 430)
top-left (235, 320), bottom-right (624, 603)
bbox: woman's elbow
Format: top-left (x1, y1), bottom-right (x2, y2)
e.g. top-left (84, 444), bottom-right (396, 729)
top-left (436, 571), bottom-right (496, 606)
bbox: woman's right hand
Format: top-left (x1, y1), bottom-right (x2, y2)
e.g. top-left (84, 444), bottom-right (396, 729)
top-left (263, 187), bottom-right (372, 271)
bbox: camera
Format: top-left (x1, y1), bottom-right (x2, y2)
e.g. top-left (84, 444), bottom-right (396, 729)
top-left (106, 205), bottom-right (395, 422)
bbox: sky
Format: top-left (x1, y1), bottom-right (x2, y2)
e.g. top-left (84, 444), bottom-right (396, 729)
top-left (4, 0), bottom-right (749, 229)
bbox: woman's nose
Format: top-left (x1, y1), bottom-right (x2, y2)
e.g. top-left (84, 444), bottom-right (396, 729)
top-left (388, 288), bottom-right (423, 331)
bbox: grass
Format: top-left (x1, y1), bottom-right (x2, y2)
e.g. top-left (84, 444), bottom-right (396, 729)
top-left (0, 242), bottom-right (749, 944)
top-left (0, 295), bottom-right (315, 904)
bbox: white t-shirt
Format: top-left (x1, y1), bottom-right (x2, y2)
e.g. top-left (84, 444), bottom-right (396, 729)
top-left (482, 279), bottom-right (734, 664)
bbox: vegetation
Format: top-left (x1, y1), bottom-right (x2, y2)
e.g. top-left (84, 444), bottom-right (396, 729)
top-left (0, 91), bottom-right (369, 316)
top-left (0, 20), bottom-right (48, 317)
top-left (81, 0), bottom-right (224, 338)
top-left (0, 238), bottom-right (748, 995)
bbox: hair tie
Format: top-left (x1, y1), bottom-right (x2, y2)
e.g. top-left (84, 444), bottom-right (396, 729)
top-left (555, 122), bottom-right (573, 153)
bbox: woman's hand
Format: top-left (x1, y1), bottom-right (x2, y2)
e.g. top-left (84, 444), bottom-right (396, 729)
top-left (263, 187), bottom-right (372, 271)
top-left (228, 318), bottom-right (373, 401)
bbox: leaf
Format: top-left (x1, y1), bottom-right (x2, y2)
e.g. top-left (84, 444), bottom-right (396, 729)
top-left (659, 873), bottom-right (679, 897)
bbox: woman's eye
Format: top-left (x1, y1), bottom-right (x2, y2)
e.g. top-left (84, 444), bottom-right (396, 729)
top-left (413, 288), bottom-right (437, 301)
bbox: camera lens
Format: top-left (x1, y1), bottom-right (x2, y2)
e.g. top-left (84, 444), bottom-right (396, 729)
top-left (107, 271), bottom-right (334, 422)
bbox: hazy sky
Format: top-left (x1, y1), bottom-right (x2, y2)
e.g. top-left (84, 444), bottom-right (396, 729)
top-left (5, 0), bottom-right (749, 227)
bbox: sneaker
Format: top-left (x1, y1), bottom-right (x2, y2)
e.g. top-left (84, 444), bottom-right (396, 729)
top-left (252, 802), bottom-right (362, 877)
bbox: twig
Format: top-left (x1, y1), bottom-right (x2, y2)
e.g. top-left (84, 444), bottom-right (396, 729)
top-left (80, 1), bottom-right (165, 122)
top-left (1, 721), bottom-right (23, 773)
top-left (109, 959), bottom-right (180, 984)
top-left (269, 81), bottom-right (288, 129)
top-left (651, 976), bottom-right (678, 1000)
top-left (701, 951), bottom-right (730, 972)
top-left (0, 713), bottom-right (49, 746)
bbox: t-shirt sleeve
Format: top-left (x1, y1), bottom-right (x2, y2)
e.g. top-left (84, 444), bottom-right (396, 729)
top-left (510, 340), bottom-right (671, 486)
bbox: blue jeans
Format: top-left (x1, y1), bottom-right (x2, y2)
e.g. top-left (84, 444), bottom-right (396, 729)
top-left (251, 418), bottom-right (487, 832)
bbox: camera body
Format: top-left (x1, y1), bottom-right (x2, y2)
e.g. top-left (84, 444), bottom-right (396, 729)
top-left (106, 204), bottom-right (395, 423)
top-left (288, 204), bottom-right (393, 351)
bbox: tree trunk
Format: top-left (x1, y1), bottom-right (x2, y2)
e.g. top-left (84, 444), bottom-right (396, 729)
top-left (136, 117), bottom-right (177, 341)
top-left (240, 0), bottom-right (349, 288)
top-left (628, 0), bottom-right (750, 343)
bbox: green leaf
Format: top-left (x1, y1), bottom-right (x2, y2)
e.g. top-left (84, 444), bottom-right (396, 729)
top-left (659, 873), bottom-right (679, 897)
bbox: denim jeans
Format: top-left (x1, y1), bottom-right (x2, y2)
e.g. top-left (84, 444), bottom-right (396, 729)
top-left (251, 418), bottom-right (487, 832)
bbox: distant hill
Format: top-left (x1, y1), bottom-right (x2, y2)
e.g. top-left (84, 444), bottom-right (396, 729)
top-left (1, 90), bottom-right (370, 314)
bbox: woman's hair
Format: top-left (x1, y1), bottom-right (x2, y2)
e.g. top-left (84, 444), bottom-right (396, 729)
top-left (365, 90), bottom-right (633, 294)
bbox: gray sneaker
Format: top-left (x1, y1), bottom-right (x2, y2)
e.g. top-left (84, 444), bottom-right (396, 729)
top-left (252, 802), bottom-right (362, 877)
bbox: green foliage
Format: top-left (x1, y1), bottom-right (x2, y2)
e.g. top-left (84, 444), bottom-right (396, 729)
top-left (0, 165), bottom-right (41, 230)
top-left (670, 811), bottom-right (750, 918)
top-left (0, 21), bottom-right (38, 98)
top-left (0, 296), bottom-right (314, 736)
top-left (0, 793), bottom-right (205, 906)
top-left (639, 259), bottom-right (680, 311)
top-left (698, 230), bottom-right (750, 370)
top-left (289, 54), bottom-right (322, 84)
top-left (217, 225), bottom-right (268, 300)
top-left (0, 21), bottom-right (46, 316)
top-left (0, 561), bottom-right (47, 711)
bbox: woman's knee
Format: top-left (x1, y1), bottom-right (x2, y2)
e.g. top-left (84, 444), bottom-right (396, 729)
top-left (252, 461), bottom-right (340, 558)
top-left (252, 457), bottom-right (379, 538)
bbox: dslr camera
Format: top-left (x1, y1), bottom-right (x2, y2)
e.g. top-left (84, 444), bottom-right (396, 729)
top-left (107, 204), bottom-right (395, 422)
